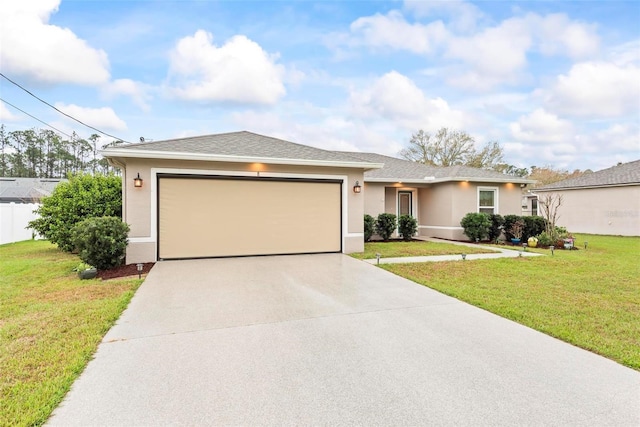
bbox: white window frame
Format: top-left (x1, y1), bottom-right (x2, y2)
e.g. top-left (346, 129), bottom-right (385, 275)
top-left (477, 186), bottom-right (499, 215)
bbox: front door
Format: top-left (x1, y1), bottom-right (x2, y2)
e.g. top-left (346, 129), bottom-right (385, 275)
top-left (398, 191), bottom-right (412, 216)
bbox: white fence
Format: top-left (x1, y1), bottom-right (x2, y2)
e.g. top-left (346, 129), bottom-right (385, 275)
top-left (0, 203), bottom-right (40, 245)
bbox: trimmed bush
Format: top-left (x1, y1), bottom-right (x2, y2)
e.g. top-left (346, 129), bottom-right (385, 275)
top-left (398, 215), bottom-right (418, 241)
top-left (364, 214), bottom-right (375, 242)
top-left (71, 216), bottom-right (130, 270)
top-left (28, 174), bottom-right (122, 252)
top-left (523, 216), bottom-right (546, 241)
top-left (375, 213), bottom-right (397, 241)
top-left (460, 212), bottom-right (491, 242)
top-left (488, 214), bottom-right (504, 242)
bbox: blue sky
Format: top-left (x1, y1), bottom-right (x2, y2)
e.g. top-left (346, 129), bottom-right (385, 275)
top-left (1, 0), bottom-right (638, 172)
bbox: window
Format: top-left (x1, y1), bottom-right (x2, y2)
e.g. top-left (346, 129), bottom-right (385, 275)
top-left (531, 199), bottom-right (538, 216)
top-left (478, 188), bottom-right (498, 215)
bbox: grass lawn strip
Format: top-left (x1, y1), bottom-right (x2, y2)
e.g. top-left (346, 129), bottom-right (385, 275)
top-left (0, 240), bottom-right (142, 427)
top-left (383, 234), bottom-right (640, 370)
top-left (351, 240), bottom-right (496, 260)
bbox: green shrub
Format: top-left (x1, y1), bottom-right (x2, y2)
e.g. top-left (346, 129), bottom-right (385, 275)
top-left (460, 212), bottom-right (491, 242)
top-left (375, 213), bottom-right (397, 241)
top-left (28, 174), bottom-right (122, 252)
top-left (71, 216), bottom-right (130, 270)
top-left (488, 214), bottom-right (504, 242)
top-left (398, 215), bottom-right (418, 241)
top-left (523, 216), bottom-right (546, 241)
top-left (364, 214), bottom-right (375, 242)
top-left (536, 231), bottom-right (554, 247)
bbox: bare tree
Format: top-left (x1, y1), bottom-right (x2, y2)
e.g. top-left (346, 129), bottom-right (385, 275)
top-left (400, 128), bottom-right (475, 166)
top-left (538, 193), bottom-right (563, 236)
top-left (400, 128), bottom-right (506, 170)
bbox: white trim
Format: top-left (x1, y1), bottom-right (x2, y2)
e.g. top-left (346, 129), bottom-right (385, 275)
top-left (141, 167), bottom-right (350, 261)
top-left (345, 232), bottom-right (364, 238)
top-left (365, 177), bottom-right (534, 184)
top-left (129, 236), bottom-right (155, 243)
top-left (419, 225), bottom-right (464, 230)
top-left (477, 186), bottom-right (499, 215)
top-left (103, 148), bottom-right (383, 170)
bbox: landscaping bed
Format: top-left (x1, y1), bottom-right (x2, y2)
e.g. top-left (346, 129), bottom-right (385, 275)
top-left (97, 262), bottom-right (155, 280)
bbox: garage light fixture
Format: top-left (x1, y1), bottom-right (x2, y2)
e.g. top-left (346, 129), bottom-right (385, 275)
top-left (353, 181), bottom-right (362, 193)
top-left (133, 173), bottom-right (143, 188)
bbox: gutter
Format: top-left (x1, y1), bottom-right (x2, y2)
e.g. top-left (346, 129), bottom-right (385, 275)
top-left (101, 148), bottom-right (384, 170)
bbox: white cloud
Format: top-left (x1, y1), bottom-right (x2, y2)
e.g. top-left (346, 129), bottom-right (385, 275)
top-left (403, 0), bottom-right (483, 33)
top-left (0, 101), bottom-right (21, 121)
top-left (348, 11), bottom-right (448, 54)
top-left (349, 71), bottom-right (466, 131)
top-left (509, 108), bottom-right (575, 144)
top-left (167, 30), bottom-right (286, 105)
top-left (541, 61), bottom-right (640, 117)
top-left (102, 79), bottom-right (151, 111)
top-left (0, 0), bottom-right (110, 85)
top-left (54, 103), bottom-right (127, 131)
top-left (532, 13), bottom-right (599, 59)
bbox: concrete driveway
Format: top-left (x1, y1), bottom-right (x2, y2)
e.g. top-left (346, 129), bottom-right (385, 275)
top-left (49, 254), bottom-right (639, 426)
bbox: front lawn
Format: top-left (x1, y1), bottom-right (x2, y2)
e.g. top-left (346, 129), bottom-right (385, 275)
top-left (351, 239), bottom-right (496, 260)
top-left (383, 234), bottom-right (640, 370)
top-left (0, 240), bottom-right (143, 426)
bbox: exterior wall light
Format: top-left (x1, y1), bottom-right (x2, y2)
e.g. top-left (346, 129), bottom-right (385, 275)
top-left (133, 173), bottom-right (143, 188)
top-left (353, 181), bottom-right (362, 193)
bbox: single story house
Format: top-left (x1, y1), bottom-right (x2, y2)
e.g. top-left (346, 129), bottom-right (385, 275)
top-left (103, 131), bottom-right (533, 263)
top-left (535, 160), bottom-right (640, 236)
top-left (346, 152), bottom-right (534, 240)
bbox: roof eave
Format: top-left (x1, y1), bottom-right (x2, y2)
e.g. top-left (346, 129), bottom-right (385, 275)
top-left (535, 182), bottom-right (640, 192)
top-left (364, 177), bottom-right (535, 184)
top-left (101, 149), bottom-right (384, 170)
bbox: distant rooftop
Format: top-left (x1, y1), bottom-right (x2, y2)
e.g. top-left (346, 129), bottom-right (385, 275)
top-left (536, 160), bottom-right (640, 191)
top-left (0, 177), bottom-right (65, 203)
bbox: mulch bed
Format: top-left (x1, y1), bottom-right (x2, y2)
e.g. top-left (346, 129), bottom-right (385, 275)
top-left (97, 262), bottom-right (155, 280)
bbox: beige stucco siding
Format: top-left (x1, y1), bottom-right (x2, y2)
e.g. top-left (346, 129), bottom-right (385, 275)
top-left (538, 186), bottom-right (640, 236)
top-left (115, 158), bottom-right (365, 263)
top-left (364, 183), bottom-right (385, 217)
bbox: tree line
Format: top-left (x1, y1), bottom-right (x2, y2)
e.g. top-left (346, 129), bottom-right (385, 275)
top-left (400, 127), bottom-right (588, 185)
top-left (0, 126), bottom-right (122, 178)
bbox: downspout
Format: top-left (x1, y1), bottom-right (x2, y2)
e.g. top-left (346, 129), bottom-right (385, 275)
top-left (107, 157), bottom-right (127, 222)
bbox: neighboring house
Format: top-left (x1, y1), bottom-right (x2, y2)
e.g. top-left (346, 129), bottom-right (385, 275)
top-left (535, 160), bottom-right (640, 236)
top-left (0, 178), bottom-right (64, 244)
top-left (102, 131), bottom-right (383, 263)
top-left (0, 177), bottom-right (63, 203)
top-left (346, 152), bottom-right (534, 241)
top-left (521, 192), bottom-right (538, 216)
top-left (103, 131), bottom-right (533, 263)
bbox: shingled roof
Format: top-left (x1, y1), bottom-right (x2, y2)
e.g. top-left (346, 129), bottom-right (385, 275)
top-left (102, 131), bottom-right (381, 169)
top-left (0, 178), bottom-right (65, 203)
top-left (536, 160), bottom-right (640, 191)
top-left (341, 152), bottom-right (533, 184)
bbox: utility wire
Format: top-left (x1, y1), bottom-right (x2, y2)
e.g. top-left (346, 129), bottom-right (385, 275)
top-left (0, 97), bottom-right (74, 138)
top-left (0, 72), bottom-right (129, 142)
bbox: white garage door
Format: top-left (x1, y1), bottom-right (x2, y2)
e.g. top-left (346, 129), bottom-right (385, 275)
top-left (158, 176), bottom-right (342, 259)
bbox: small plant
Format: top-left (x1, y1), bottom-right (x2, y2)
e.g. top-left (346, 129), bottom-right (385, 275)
top-left (364, 214), bottom-right (375, 242)
top-left (398, 215), bottom-right (418, 241)
top-left (536, 231), bottom-right (554, 247)
top-left (71, 216), bottom-right (130, 270)
top-left (375, 213), bottom-right (397, 241)
top-left (509, 219), bottom-right (525, 240)
top-left (73, 262), bottom-right (95, 272)
top-left (460, 212), bottom-right (491, 242)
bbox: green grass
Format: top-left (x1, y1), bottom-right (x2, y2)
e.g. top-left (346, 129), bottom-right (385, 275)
top-left (350, 240), bottom-right (496, 259)
top-left (382, 234), bottom-right (640, 370)
top-left (0, 240), bottom-right (142, 426)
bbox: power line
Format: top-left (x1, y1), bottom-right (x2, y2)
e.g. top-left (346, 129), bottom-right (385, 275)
top-left (0, 97), bottom-right (74, 138)
top-left (0, 72), bottom-right (129, 142)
